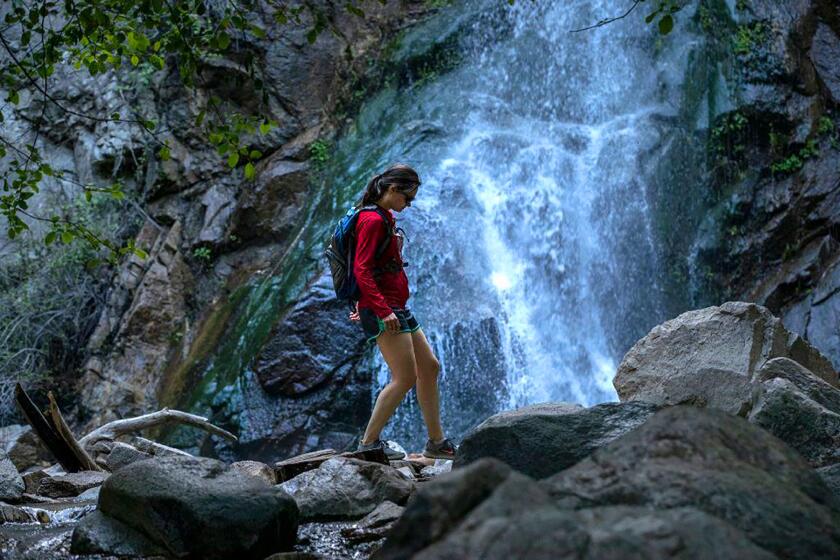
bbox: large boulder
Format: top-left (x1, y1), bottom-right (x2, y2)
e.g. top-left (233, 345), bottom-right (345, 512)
top-left (454, 401), bottom-right (658, 478)
top-left (614, 302), bottom-right (838, 416)
top-left (278, 457), bottom-right (414, 520)
top-left (72, 455), bottom-right (299, 559)
top-left (544, 406), bottom-right (840, 559)
top-left (378, 451), bottom-right (774, 560)
top-left (0, 449), bottom-right (24, 502)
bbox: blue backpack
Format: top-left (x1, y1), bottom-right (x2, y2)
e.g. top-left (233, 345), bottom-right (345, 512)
top-left (325, 205), bottom-right (392, 304)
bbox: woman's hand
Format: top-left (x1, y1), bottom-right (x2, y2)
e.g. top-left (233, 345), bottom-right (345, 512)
top-left (349, 302), bottom-right (360, 322)
top-left (382, 312), bottom-right (400, 333)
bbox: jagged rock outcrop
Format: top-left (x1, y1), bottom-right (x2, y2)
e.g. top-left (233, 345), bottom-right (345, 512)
top-left (684, 0), bottom-right (840, 369)
top-left (377, 407), bottom-right (840, 559)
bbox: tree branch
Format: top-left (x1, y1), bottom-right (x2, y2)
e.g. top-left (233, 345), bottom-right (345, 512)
top-left (570, 0), bottom-right (642, 33)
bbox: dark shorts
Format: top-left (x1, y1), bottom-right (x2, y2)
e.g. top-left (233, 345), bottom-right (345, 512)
top-left (359, 306), bottom-right (421, 344)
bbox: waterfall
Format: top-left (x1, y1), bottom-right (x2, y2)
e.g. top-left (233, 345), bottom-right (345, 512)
top-left (324, 0), bottom-right (704, 448)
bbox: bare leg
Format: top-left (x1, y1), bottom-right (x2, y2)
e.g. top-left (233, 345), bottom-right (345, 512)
top-left (361, 331), bottom-right (417, 444)
top-left (411, 328), bottom-right (444, 442)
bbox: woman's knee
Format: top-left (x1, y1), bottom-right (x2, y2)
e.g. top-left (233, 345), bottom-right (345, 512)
top-left (390, 375), bottom-right (416, 394)
top-left (417, 357), bottom-right (440, 383)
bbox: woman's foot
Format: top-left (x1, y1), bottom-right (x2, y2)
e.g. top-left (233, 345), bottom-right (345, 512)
top-left (357, 439), bottom-right (406, 461)
top-left (423, 437), bottom-right (457, 460)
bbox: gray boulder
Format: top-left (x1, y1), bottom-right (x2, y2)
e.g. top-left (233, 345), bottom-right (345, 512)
top-left (544, 406), bottom-right (840, 559)
top-left (37, 471), bottom-right (108, 498)
top-left (614, 302), bottom-right (838, 416)
top-left (749, 357), bottom-right (840, 467)
top-left (0, 449), bottom-right (24, 501)
top-left (279, 457), bottom-right (414, 520)
top-left (454, 401), bottom-right (658, 478)
top-left (77, 454), bottom-right (299, 559)
top-left (1, 503), bottom-right (34, 524)
top-left (342, 500), bottom-right (405, 543)
top-left (378, 456), bottom-right (773, 560)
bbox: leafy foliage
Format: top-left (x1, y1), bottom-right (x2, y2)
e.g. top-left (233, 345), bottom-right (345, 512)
top-left (0, 0), bottom-right (382, 260)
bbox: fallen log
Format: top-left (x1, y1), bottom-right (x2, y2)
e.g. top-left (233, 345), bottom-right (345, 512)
top-left (46, 392), bottom-right (101, 472)
top-left (14, 383), bottom-right (83, 472)
top-left (79, 408), bottom-right (237, 452)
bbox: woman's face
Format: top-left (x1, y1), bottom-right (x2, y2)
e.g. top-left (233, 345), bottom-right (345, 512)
top-left (384, 184), bottom-right (419, 212)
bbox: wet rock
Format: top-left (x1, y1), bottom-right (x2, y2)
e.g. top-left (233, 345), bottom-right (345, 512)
top-left (812, 23), bottom-right (840, 104)
top-left (454, 401), bottom-right (658, 478)
top-left (279, 457), bottom-right (414, 520)
top-left (255, 270), bottom-right (367, 397)
top-left (0, 503), bottom-right (34, 524)
top-left (749, 357), bottom-right (840, 467)
top-left (0, 425), bottom-right (51, 471)
top-left (341, 500), bottom-right (405, 543)
top-left (376, 458), bottom-right (512, 559)
top-left (37, 471), bottom-right (108, 499)
top-left (86, 454), bottom-right (298, 559)
top-left (544, 406), bottom-right (840, 559)
top-left (71, 510), bottom-right (167, 557)
top-left (22, 470), bottom-right (49, 494)
top-left (0, 450), bottom-right (24, 502)
top-left (614, 302), bottom-right (838, 415)
top-left (818, 464), bottom-right (840, 499)
top-left (231, 460), bottom-right (277, 485)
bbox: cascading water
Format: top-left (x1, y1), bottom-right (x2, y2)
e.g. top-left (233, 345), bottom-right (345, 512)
top-left (324, 0), bottom-right (702, 448)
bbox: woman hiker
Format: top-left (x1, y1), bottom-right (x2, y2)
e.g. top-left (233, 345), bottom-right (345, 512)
top-left (349, 163), bottom-right (458, 461)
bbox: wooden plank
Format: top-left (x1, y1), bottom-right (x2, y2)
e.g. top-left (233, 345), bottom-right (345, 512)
top-left (46, 392), bottom-right (102, 472)
top-left (14, 383), bottom-right (83, 472)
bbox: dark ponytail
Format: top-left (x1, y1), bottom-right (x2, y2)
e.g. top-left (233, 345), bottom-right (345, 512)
top-left (358, 163), bottom-right (421, 207)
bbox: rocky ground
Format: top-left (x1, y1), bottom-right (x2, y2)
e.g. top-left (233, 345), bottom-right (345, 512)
top-left (2, 301), bottom-right (840, 559)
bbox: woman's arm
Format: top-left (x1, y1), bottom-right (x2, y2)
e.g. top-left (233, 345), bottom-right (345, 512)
top-left (353, 213), bottom-right (394, 320)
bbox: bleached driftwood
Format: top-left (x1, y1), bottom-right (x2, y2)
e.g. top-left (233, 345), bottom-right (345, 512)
top-left (79, 408), bottom-right (237, 452)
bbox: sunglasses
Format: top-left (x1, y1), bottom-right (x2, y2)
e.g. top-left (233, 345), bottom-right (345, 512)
top-left (401, 186), bottom-right (419, 206)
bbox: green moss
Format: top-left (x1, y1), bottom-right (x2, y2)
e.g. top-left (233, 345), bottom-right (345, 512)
top-left (770, 139), bottom-right (819, 175)
top-left (733, 22), bottom-right (767, 56)
top-left (309, 139), bottom-right (331, 166)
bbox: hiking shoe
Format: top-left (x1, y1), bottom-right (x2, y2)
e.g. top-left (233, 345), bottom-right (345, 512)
top-left (423, 438), bottom-right (457, 460)
top-left (358, 439), bottom-right (405, 461)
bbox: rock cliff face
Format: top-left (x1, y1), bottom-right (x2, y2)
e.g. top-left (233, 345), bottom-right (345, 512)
top-left (682, 0), bottom-right (840, 367)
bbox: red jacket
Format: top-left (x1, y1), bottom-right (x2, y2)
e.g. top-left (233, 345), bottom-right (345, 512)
top-left (354, 207), bottom-right (409, 319)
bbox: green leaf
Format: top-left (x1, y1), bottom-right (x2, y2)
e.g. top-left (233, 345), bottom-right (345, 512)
top-left (150, 55), bottom-right (165, 70)
top-left (130, 54), bottom-right (140, 66)
top-left (259, 122), bottom-right (271, 135)
top-left (658, 14), bottom-right (674, 35)
top-left (111, 112), bottom-right (121, 120)
top-left (645, 10), bottom-right (659, 24)
top-left (249, 150), bottom-right (263, 159)
top-left (158, 145), bottom-right (171, 161)
top-left (345, 3), bottom-right (365, 17)
top-left (133, 248), bottom-right (148, 259)
top-left (195, 110), bottom-right (206, 127)
top-left (244, 162), bottom-right (255, 180)
top-left (44, 231), bottom-right (56, 245)
top-left (61, 231), bottom-right (73, 244)
top-left (306, 28), bottom-right (318, 44)
top-left (111, 189), bottom-right (124, 200)
top-left (84, 189), bottom-right (92, 202)
top-left (215, 32), bottom-right (231, 50)
top-left (228, 152), bottom-right (239, 168)
top-left (8, 90), bottom-right (19, 105)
